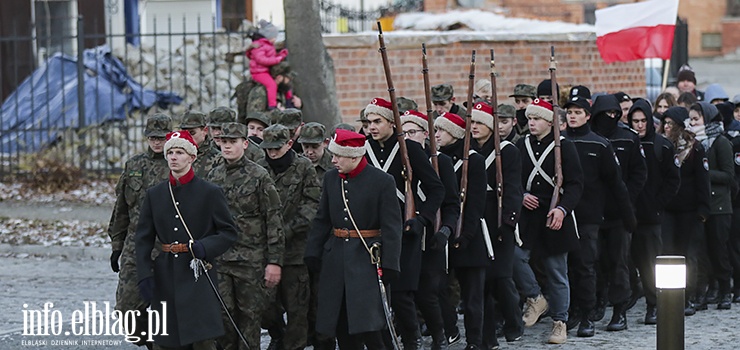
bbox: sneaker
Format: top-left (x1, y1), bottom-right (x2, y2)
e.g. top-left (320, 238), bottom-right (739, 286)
top-left (447, 330), bottom-right (461, 345)
top-left (548, 320), bottom-right (567, 344)
top-left (522, 294), bottom-right (549, 327)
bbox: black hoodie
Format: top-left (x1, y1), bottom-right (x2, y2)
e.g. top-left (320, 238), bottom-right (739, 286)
top-left (627, 99), bottom-right (681, 224)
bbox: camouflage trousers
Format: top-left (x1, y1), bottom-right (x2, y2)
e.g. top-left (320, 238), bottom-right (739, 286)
top-left (217, 262), bottom-right (274, 350)
top-left (153, 339), bottom-right (217, 350)
top-left (262, 264), bottom-right (310, 350)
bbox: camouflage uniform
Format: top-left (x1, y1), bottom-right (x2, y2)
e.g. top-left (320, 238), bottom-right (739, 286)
top-left (298, 122), bottom-right (333, 183)
top-left (206, 123), bottom-right (286, 350)
top-left (509, 84), bottom-right (537, 137)
top-left (180, 111), bottom-right (223, 177)
top-left (207, 106), bottom-right (237, 150)
top-left (431, 84), bottom-right (467, 119)
top-left (108, 114), bottom-right (172, 346)
top-left (235, 62), bottom-right (294, 123)
top-left (498, 103), bottom-right (521, 144)
top-left (275, 108), bottom-right (304, 154)
top-left (243, 112), bottom-right (270, 163)
top-left (398, 96), bottom-right (419, 114)
top-left (258, 125), bottom-right (321, 350)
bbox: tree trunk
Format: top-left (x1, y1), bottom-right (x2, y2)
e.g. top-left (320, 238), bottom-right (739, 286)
top-left (283, 0), bottom-right (342, 127)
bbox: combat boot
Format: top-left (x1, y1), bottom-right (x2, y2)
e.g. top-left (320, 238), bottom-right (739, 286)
top-left (401, 328), bottom-right (423, 350)
top-left (576, 314), bottom-right (595, 337)
top-left (606, 303), bottom-right (628, 331)
top-left (431, 331), bottom-right (449, 350)
top-left (266, 325), bottom-right (285, 350)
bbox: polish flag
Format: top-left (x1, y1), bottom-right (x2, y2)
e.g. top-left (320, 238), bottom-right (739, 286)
top-left (595, 0), bottom-right (679, 63)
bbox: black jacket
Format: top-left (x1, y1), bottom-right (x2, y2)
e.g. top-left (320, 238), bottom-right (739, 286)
top-left (664, 140), bottom-right (711, 219)
top-left (420, 149), bottom-right (460, 273)
top-left (627, 99), bottom-right (681, 224)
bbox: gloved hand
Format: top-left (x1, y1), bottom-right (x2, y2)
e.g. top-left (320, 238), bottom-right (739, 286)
top-left (304, 257), bottom-right (322, 274)
top-left (453, 235), bottom-right (469, 250)
top-left (279, 49), bottom-right (289, 57)
top-left (138, 277), bottom-right (155, 304)
top-left (382, 269), bottom-right (399, 285)
top-left (404, 216), bottom-right (430, 236)
top-left (110, 250), bottom-right (122, 273)
top-left (190, 240), bottom-right (206, 259)
top-left (429, 226), bottom-right (452, 251)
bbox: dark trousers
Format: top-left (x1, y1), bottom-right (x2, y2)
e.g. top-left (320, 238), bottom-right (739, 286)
top-left (568, 224), bottom-right (600, 312)
top-left (631, 224), bottom-right (663, 306)
top-left (706, 214), bottom-right (733, 293)
top-left (597, 222), bottom-right (633, 305)
top-left (439, 271), bottom-right (460, 338)
top-left (662, 210), bottom-right (705, 297)
top-left (730, 208), bottom-right (740, 292)
top-left (455, 267), bottom-right (486, 347)
top-left (482, 274), bottom-right (522, 347)
top-left (336, 297), bottom-right (386, 350)
top-left (414, 266), bottom-right (445, 340)
top-left (390, 289), bottom-right (420, 343)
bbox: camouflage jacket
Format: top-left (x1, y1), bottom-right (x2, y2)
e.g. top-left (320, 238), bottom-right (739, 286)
top-left (108, 148), bottom-right (169, 252)
top-left (235, 80), bottom-right (288, 124)
top-left (257, 152), bottom-right (321, 266)
top-left (245, 138), bottom-right (265, 163)
top-left (193, 138), bottom-right (223, 178)
top-left (207, 155), bottom-right (285, 266)
top-left (311, 151), bottom-right (334, 187)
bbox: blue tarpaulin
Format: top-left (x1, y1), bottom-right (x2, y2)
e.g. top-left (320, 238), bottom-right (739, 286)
top-left (0, 45), bottom-right (182, 154)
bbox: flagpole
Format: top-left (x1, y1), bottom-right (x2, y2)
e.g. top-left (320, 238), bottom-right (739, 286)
top-left (661, 59), bottom-right (671, 92)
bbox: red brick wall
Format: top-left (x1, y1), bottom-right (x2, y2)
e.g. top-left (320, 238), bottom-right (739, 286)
top-left (721, 18), bottom-right (740, 56)
top-left (423, 0), bottom-right (450, 12)
top-left (326, 38), bottom-right (645, 123)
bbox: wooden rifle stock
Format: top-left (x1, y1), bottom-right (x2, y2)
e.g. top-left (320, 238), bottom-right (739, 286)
top-left (546, 46), bottom-right (564, 227)
top-left (454, 50), bottom-right (476, 241)
top-left (490, 49), bottom-right (504, 228)
top-left (377, 23), bottom-right (416, 222)
top-left (422, 43), bottom-right (442, 232)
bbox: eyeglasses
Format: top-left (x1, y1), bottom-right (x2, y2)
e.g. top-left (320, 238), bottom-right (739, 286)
top-left (403, 129), bottom-right (425, 137)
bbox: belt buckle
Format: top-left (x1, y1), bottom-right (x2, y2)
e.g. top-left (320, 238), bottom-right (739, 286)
top-left (341, 228), bottom-right (350, 239)
top-left (171, 241), bottom-right (180, 255)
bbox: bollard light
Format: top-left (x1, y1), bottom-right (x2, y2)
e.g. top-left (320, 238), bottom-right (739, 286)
top-left (655, 255), bottom-right (685, 350)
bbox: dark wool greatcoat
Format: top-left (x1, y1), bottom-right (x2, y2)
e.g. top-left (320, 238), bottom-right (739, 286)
top-left (420, 151), bottom-right (460, 273)
top-left (135, 176), bottom-right (237, 347)
top-left (304, 165), bottom-right (402, 336)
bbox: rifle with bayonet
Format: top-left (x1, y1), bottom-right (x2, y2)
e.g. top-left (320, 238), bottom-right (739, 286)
top-left (546, 46), bottom-right (563, 227)
top-left (422, 43), bottom-right (442, 232)
top-left (454, 50), bottom-right (476, 245)
top-left (490, 49), bottom-right (504, 228)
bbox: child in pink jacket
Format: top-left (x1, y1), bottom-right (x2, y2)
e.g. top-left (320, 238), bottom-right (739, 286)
top-left (247, 20), bottom-right (289, 110)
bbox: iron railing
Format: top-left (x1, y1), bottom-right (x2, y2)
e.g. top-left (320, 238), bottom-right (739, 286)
top-left (318, 0), bottom-right (422, 34)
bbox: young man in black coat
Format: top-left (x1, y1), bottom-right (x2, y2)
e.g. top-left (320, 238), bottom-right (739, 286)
top-left (627, 99), bottom-right (681, 324)
top-left (590, 94), bottom-right (650, 330)
top-left (515, 99), bottom-right (583, 345)
top-left (434, 112), bottom-right (489, 350)
top-left (470, 101), bottom-right (525, 346)
top-left (135, 131), bottom-right (238, 349)
top-left (304, 129), bottom-right (403, 350)
top-left (364, 98), bottom-right (445, 350)
top-left (401, 109), bottom-right (461, 350)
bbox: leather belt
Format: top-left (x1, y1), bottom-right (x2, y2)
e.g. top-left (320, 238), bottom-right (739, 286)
top-left (333, 228), bottom-right (381, 238)
top-left (162, 243), bottom-right (189, 254)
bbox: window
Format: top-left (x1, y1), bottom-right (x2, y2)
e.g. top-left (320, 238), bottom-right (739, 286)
top-left (701, 32), bottom-right (722, 51)
top-left (34, 0), bottom-right (78, 57)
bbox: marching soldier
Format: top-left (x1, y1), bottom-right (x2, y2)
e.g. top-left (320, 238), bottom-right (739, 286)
top-left (364, 97), bottom-right (445, 350)
top-left (206, 122), bottom-right (286, 350)
top-left (495, 104), bottom-right (520, 144)
top-left (108, 113), bottom-right (172, 348)
top-left (432, 84), bottom-right (467, 119)
top-left (257, 124), bottom-right (322, 350)
top-left (401, 109), bottom-right (461, 350)
top-left (357, 109), bottom-right (370, 136)
top-left (275, 108), bottom-right (306, 154)
top-left (208, 106), bottom-right (237, 149)
top-left (434, 111), bottom-right (489, 350)
top-left (509, 84), bottom-right (537, 136)
top-left (135, 131), bottom-right (238, 349)
top-left (299, 122), bottom-right (333, 184)
top-left (179, 110), bottom-right (222, 177)
top-left (515, 99), bottom-right (583, 344)
top-left (536, 79), bottom-right (558, 104)
top-left (469, 102), bottom-right (525, 346)
top-left (397, 97), bottom-right (419, 114)
top-left (241, 112), bottom-right (269, 163)
top-left (304, 129), bottom-right (403, 349)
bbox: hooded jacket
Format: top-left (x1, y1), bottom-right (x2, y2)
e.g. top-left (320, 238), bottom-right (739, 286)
top-left (704, 83), bottom-right (729, 104)
top-left (695, 102), bottom-right (735, 214)
top-left (627, 99), bottom-right (680, 224)
top-left (246, 38), bottom-right (287, 74)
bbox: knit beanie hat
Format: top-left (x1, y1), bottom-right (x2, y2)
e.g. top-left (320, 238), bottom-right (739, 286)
top-left (258, 20), bottom-right (279, 40)
top-left (677, 68), bottom-right (696, 84)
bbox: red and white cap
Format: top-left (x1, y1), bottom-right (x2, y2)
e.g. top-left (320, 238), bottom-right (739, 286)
top-left (164, 131), bottom-right (198, 156)
top-left (328, 129), bottom-right (367, 158)
top-left (525, 98), bottom-right (554, 122)
top-left (471, 102), bottom-right (494, 130)
top-left (434, 112), bottom-right (467, 139)
top-left (400, 110), bottom-right (429, 132)
top-left (364, 97), bottom-right (394, 122)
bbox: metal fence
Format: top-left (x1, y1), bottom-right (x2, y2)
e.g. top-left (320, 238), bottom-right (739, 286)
top-left (318, 0), bottom-right (422, 34)
top-left (0, 16), bottom-right (253, 180)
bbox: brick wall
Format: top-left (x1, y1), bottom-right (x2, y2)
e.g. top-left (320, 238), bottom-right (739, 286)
top-left (325, 34), bottom-right (645, 123)
top-left (423, 0), bottom-right (450, 12)
top-left (721, 18), bottom-right (740, 56)
top-left (679, 0), bottom-right (726, 58)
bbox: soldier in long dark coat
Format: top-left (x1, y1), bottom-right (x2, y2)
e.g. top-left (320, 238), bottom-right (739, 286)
top-left (304, 129), bottom-right (402, 349)
top-left (136, 131), bottom-right (238, 349)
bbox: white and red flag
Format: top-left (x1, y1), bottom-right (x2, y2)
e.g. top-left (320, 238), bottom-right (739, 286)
top-left (595, 0), bottom-right (679, 63)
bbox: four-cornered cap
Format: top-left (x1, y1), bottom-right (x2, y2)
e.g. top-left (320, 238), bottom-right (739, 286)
top-left (260, 124), bottom-right (292, 149)
top-left (270, 61), bottom-right (296, 79)
top-left (564, 96), bottom-right (592, 114)
top-left (569, 85), bottom-right (591, 100)
top-left (397, 97), bottom-right (418, 114)
top-left (276, 108), bottom-right (303, 129)
top-left (179, 111), bottom-right (207, 129)
top-left (365, 97), bottom-right (394, 122)
top-left (208, 107), bottom-right (236, 127)
top-left (435, 112), bottom-right (467, 139)
top-left (245, 112), bottom-right (271, 127)
top-left (356, 108), bottom-right (368, 122)
top-left (613, 92), bottom-right (631, 103)
top-left (497, 104), bottom-right (516, 119)
top-left (471, 102), bottom-right (494, 130)
top-left (145, 113), bottom-right (173, 137)
top-left (509, 84), bottom-right (537, 98)
top-left (525, 98), bottom-right (554, 122)
top-left (431, 84), bottom-right (454, 102)
top-left (164, 131), bottom-right (198, 156)
top-left (537, 79), bottom-right (559, 98)
top-left (298, 122), bottom-right (327, 144)
top-left (401, 110), bottom-right (430, 132)
top-left (218, 122), bottom-right (248, 139)
top-left (328, 129), bottom-right (367, 158)
top-left (331, 123), bottom-right (356, 135)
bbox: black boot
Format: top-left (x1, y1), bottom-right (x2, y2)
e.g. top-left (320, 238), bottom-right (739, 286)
top-left (576, 314), bottom-right (595, 337)
top-left (734, 289), bottom-right (740, 303)
top-left (718, 293), bottom-right (733, 310)
top-left (706, 282), bottom-right (720, 304)
top-left (266, 325), bottom-right (285, 350)
top-left (606, 303), bottom-right (628, 331)
top-left (431, 331), bottom-right (449, 350)
top-left (566, 307), bottom-right (581, 331)
top-left (402, 329), bottom-right (423, 350)
top-left (684, 300), bottom-right (696, 316)
top-left (694, 291), bottom-right (708, 311)
top-left (314, 338), bottom-right (336, 350)
top-left (644, 305), bottom-right (657, 325)
top-left (589, 297), bottom-right (607, 322)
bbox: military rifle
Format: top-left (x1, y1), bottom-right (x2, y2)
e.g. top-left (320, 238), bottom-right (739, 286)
top-left (490, 49), bottom-right (504, 228)
top-left (377, 22), bottom-right (416, 223)
top-left (422, 43), bottom-right (442, 232)
top-left (546, 46), bottom-right (564, 227)
top-left (454, 50), bottom-right (476, 243)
